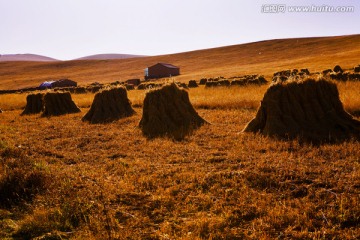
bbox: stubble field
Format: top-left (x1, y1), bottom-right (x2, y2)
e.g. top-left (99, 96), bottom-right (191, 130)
top-left (0, 82), bottom-right (359, 239)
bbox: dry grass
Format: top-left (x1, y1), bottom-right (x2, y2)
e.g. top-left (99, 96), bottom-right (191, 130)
top-left (189, 85), bottom-right (267, 110)
top-left (338, 81), bottom-right (360, 115)
top-left (1, 35), bottom-right (359, 239)
top-left (0, 93), bottom-right (27, 111)
top-left (0, 82), bottom-right (359, 239)
top-left (2, 82), bottom-right (360, 114)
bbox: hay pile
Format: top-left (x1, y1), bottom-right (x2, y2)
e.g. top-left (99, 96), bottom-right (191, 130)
top-left (82, 87), bottom-right (135, 124)
top-left (355, 65), bottom-right (360, 73)
top-left (205, 79), bottom-right (230, 87)
top-left (57, 87), bottom-right (75, 93)
top-left (300, 68), bottom-right (310, 75)
top-left (74, 87), bottom-right (87, 94)
top-left (199, 78), bottom-right (207, 85)
top-left (42, 92), bottom-right (81, 117)
top-left (330, 72), bottom-right (360, 82)
top-left (243, 78), bottom-right (360, 143)
top-left (21, 93), bottom-right (44, 115)
top-left (333, 65), bottom-right (343, 73)
top-left (125, 84), bottom-right (135, 90)
top-left (86, 86), bottom-right (102, 93)
top-left (176, 82), bottom-right (188, 89)
top-left (139, 83), bottom-right (207, 140)
top-left (188, 80), bottom-right (198, 88)
top-left (272, 69), bottom-right (309, 82)
top-left (137, 82), bottom-right (163, 90)
top-left (322, 69), bottom-right (332, 75)
top-left (229, 75), bottom-right (268, 86)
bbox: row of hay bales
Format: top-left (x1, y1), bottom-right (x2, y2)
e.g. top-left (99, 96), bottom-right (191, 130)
top-left (115, 78), bottom-right (360, 142)
top-left (325, 64), bottom-right (360, 73)
top-left (21, 92), bottom-right (81, 116)
top-left (18, 78), bottom-right (360, 143)
top-left (323, 65), bottom-right (360, 81)
top-left (83, 84), bottom-right (205, 139)
top-left (230, 75), bottom-right (268, 86)
top-left (51, 81), bottom-right (140, 94)
top-left (355, 64), bottom-right (360, 73)
top-left (199, 76), bottom-right (225, 85)
top-left (20, 85), bottom-right (206, 140)
top-left (271, 65), bottom-right (360, 82)
top-left (187, 75), bottom-right (268, 88)
top-left (0, 81), bottom-right (136, 96)
top-left (137, 81), bottom-right (188, 90)
top-left (137, 82), bottom-right (164, 90)
top-left (272, 68), bottom-right (310, 82)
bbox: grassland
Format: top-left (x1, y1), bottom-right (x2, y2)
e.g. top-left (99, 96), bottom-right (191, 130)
top-left (0, 82), bottom-right (359, 239)
top-left (1, 34), bottom-right (360, 239)
top-left (0, 34), bottom-right (360, 90)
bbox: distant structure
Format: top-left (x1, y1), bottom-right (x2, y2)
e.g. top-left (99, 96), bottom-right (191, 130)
top-left (39, 79), bottom-right (77, 89)
top-left (144, 63), bottom-right (180, 80)
top-left (125, 79), bottom-right (141, 86)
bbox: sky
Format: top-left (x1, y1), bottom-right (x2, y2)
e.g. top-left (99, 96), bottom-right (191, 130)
top-left (1, 0), bottom-right (359, 60)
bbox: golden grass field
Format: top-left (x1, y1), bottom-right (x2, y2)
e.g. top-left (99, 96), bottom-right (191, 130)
top-left (1, 34), bottom-right (360, 239)
top-left (0, 80), bottom-right (360, 239)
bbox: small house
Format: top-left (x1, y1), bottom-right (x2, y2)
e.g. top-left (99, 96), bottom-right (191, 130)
top-left (144, 63), bottom-right (180, 80)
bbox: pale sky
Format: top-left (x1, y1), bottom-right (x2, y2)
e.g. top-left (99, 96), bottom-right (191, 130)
top-left (1, 0), bottom-right (359, 60)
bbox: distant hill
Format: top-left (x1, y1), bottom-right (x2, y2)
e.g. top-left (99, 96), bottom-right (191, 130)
top-left (0, 54), bottom-right (59, 62)
top-left (1, 34), bottom-right (360, 90)
top-left (75, 54), bottom-right (146, 60)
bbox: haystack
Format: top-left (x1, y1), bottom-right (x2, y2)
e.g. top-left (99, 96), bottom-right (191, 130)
top-left (125, 84), bottom-right (135, 90)
top-left (199, 78), bottom-right (207, 85)
top-left (74, 87), bottom-right (87, 94)
top-left (322, 69), bottom-right (332, 75)
top-left (300, 68), bottom-right (310, 75)
top-left (176, 82), bottom-right (188, 89)
top-left (137, 82), bottom-right (162, 90)
top-left (21, 93), bottom-right (44, 115)
top-left (139, 83), bottom-right (207, 140)
top-left (82, 87), bottom-right (135, 124)
top-left (42, 92), bottom-right (80, 117)
top-left (355, 65), bottom-right (360, 73)
top-left (348, 73), bottom-right (360, 81)
top-left (243, 78), bottom-right (360, 142)
top-left (188, 80), bottom-right (198, 88)
top-left (333, 65), bottom-right (343, 73)
top-left (205, 79), bottom-right (230, 88)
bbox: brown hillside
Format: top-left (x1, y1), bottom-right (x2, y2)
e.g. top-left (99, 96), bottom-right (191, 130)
top-left (1, 35), bottom-right (359, 90)
top-left (75, 53), bottom-right (146, 60)
top-left (0, 54), bottom-right (59, 62)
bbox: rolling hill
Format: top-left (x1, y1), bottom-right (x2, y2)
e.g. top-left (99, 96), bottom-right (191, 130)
top-left (0, 54), bottom-right (59, 62)
top-left (0, 34), bottom-right (359, 90)
top-left (75, 53), bottom-right (146, 60)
